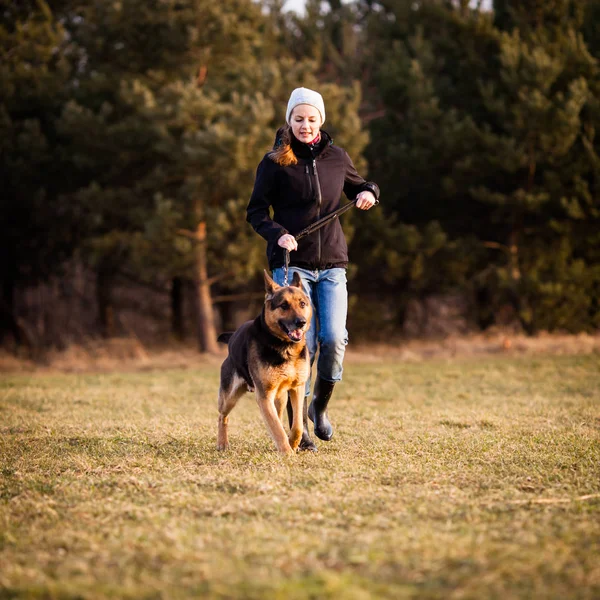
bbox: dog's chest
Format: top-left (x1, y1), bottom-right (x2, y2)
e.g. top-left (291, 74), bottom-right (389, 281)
top-left (264, 362), bottom-right (309, 389)
top-left (253, 343), bottom-right (309, 388)
top-left (274, 354), bottom-right (309, 385)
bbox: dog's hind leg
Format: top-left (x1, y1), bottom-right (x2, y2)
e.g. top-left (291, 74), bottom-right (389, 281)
top-left (287, 386), bottom-right (304, 451)
top-left (256, 388), bottom-right (293, 455)
top-left (217, 359), bottom-right (247, 451)
top-left (217, 382), bottom-right (245, 451)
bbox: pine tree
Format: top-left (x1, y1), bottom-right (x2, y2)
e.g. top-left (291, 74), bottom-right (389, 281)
top-left (54, 0), bottom-right (280, 347)
top-left (55, 0), bottom-right (373, 349)
top-left (354, 0), bottom-right (600, 332)
top-left (0, 1), bottom-right (79, 347)
top-left (54, 0), bottom-right (206, 338)
top-left (350, 1), bottom-right (497, 330)
top-left (465, 0), bottom-right (599, 331)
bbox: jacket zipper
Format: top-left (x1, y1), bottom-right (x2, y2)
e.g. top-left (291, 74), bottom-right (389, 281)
top-left (313, 159), bottom-right (323, 266)
top-left (305, 165), bottom-right (313, 199)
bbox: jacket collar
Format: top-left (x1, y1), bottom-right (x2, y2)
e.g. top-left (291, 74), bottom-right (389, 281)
top-left (274, 128), bottom-right (333, 161)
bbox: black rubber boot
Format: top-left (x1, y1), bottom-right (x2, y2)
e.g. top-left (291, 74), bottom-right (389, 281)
top-left (287, 395), bottom-right (318, 452)
top-left (308, 377), bottom-right (334, 441)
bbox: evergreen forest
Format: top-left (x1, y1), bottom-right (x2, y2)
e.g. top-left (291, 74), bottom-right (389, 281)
top-left (2, 0), bottom-right (600, 351)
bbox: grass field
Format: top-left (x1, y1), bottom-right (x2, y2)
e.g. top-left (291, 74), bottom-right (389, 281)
top-left (1, 352), bottom-right (599, 599)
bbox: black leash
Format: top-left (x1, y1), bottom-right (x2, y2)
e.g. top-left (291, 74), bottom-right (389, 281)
top-left (283, 198), bottom-right (359, 286)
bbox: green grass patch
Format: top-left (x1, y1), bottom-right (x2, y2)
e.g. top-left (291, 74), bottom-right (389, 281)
top-left (1, 354), bottom-right (599, 598)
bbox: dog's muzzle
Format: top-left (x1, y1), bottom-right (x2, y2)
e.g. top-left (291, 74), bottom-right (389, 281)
top-left (279, 318), bottom-right (307, 343)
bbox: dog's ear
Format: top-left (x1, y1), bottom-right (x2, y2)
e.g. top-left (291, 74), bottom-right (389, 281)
top-left (264, 270), bottom-right (280, 300)
top-left (290, 271), bottom-right (302, 289)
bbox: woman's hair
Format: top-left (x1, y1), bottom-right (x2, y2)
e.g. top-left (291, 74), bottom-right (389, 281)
top-left (268, 124), bottom-right (298, 166)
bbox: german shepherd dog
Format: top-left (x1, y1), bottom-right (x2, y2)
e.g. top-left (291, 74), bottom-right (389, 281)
top-left (217, 271), bottom-right (312, 455)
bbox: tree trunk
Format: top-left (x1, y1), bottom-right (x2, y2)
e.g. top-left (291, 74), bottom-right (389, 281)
top-left (508, 227), bottom-right (521, 283)
top-left (0, 270), bottom-right (23, 347)
top-left (217, 298), bottom-right (234, 334)
top-left (193, 221), bottom-right (218, 353)
top-left (170, 276), bottom-right (185, 340)
top-left (96, 267), bottom-right (115, 338)
top-left (508, 215), bottom-right (534, 333)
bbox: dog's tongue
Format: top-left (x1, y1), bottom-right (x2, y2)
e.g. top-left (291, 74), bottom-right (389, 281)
top-left (288, 329), bottom-right (303, 342)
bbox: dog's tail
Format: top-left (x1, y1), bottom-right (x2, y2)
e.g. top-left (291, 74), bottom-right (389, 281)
top-left (217, 332), bottom-right (234, 344)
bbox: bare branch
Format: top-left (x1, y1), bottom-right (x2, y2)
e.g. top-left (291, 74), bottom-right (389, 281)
top-left (483, 241), bottom-right (510, 253)
top-left (206, 270), bottom-right (235, 286)
top-left (176, 229), bottom-right (204, 242)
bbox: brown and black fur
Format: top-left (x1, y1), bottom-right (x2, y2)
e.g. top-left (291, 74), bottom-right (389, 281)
top-left (217, 271), bottom-right (312, 455)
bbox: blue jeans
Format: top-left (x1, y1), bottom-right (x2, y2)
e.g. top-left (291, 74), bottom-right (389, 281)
top-left (272, 266), bottom-right (348, 396)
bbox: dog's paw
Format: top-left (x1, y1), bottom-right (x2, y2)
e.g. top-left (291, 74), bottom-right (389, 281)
top-left (216, 443), bottom-right (229, 451)
top-left (277, 444), bottom-right (295, 456)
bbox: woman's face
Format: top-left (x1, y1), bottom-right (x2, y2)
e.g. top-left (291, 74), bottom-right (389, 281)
top-left (290, 104), bottom-right (322, 143)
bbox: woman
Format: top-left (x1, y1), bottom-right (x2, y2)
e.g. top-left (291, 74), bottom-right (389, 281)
top-left (246, 87), bottom-right (379, 451)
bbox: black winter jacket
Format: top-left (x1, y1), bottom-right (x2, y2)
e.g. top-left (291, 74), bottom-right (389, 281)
top-left (246, 130), bottom-right (380, 270)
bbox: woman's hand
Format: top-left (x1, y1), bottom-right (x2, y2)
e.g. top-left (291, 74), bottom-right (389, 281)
top-left (356, 190), bottom-right (377, 210)
top-left (278, 233), bottom-right (298, 251)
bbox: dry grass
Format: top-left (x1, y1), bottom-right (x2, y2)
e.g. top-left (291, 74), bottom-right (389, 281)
top-left (1, 352), bottom-right (599, 598)
top-left (1, 331), bottom-right (599, 374)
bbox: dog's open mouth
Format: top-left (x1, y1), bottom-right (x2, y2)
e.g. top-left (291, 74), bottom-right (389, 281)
top-left (280, 322), bottom-right (305, 343)
top-left (287, 328), bottom-right (304, 342)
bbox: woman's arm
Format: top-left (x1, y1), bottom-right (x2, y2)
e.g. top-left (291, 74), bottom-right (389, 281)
top-left (343, 151), bottom-right (380, 209)
top-left (246, 158), bottom-right (289, 242)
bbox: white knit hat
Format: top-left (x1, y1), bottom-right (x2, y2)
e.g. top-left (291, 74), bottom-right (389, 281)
top-left (286, 87), bottom-right (326, 125)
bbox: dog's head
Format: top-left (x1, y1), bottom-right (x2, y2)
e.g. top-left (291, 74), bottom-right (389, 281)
top-left (263, 270), bottom-right (312, 343)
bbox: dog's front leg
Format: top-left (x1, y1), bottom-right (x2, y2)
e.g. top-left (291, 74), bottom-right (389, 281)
top-left (256, 389), bottom-right (293, 455)
top-left (274, 391), bottom-right (288, 423)
top-left (287, 386), bottom-right (304, 451)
